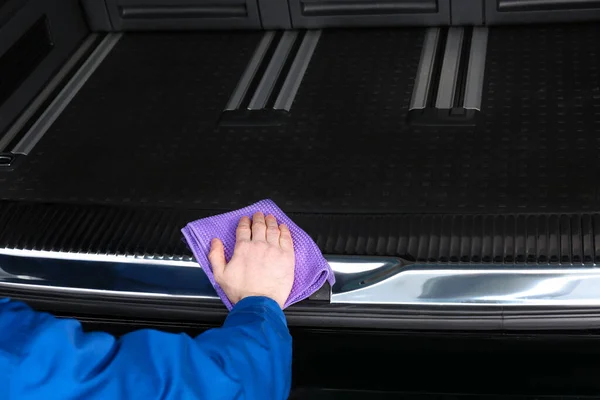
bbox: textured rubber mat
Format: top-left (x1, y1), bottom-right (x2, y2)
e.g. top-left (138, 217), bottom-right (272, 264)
top-left (1, 201), bottom-right (599, 264)
top-left (2, 25), bottom-right (600, 214)
top-left (478, 24), bottom-right (600, 212)
top-left (0, 28), bottom-right (425, 213)
top-left (399, 24), bottom-right (600, 214)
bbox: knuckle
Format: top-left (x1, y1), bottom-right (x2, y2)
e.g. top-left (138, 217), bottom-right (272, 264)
top-left (281, 233), bottom-right (292, 240)
top-left (235, 241), bottom-right (249, 249)
top-left (235, 241), bottom-right (252, 252)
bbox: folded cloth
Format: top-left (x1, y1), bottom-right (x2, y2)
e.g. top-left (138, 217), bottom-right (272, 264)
top-left (182, 199), bottom-right (335, 310)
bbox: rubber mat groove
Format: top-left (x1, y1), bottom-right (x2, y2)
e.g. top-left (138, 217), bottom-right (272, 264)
top-left (1, 201), bottom-right (600, 265)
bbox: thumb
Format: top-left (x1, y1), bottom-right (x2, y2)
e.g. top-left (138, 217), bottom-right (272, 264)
top-left (208, 238), bottom-right (226, 280)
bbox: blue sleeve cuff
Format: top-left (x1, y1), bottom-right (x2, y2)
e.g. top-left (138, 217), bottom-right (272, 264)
top-left (229, 296), bottom-right (287, 327)
top-left (233, 296), bottom-right (281, 310)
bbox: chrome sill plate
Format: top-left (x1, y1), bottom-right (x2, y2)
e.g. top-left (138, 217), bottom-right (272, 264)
top-left (0, 249), bottom-right (599, 307)
top-left (333, 265), bottom-right (600, 306)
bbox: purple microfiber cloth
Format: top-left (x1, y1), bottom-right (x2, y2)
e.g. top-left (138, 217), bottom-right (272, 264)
top-left (182, 199), bottom-right (335, 310)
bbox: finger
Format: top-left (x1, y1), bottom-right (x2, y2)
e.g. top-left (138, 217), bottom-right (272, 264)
top-left (265, 214), bottom-right (280, 245)
top-left (251, 212), bottom-right (267, 241)
top-left (208, 238), bottom-right (226, 281)
top-left (279, 224), bottom-right (294, 252)
top-left (236, 216), bottom-right (252, 242)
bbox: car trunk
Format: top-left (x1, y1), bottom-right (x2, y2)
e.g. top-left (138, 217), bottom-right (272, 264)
top-left (3, 0), bottom-right (600, 397)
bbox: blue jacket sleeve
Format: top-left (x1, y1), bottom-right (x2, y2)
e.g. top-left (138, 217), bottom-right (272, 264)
top-left (0, 296), bottom-right (291, 400)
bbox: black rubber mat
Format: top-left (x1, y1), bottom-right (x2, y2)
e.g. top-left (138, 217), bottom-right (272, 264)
top-left (400, 24), bottom-right (600, 214)
top-left (478, 24), bottom-right (600, 212)
top-left (0, 28), bottom-right (425, 213)
top-left (2, 25), bottom-right (600, 251)
top-left (3, 25), bottom-right (600, 214)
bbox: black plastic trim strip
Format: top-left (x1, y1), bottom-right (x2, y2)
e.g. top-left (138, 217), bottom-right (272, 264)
top-left (265, 31), bottom-right (306, 109)
top-left (453, 26), bottom-right (473, 108)
top-left (498, 0), bottom-right (600, 12)
top-left (239, 31), bottom-right (283, 110)
top-left (503, 307), bottom-right (600, 330)
top-left (119, 5), bottom-right (248, 19)
top-left (301, 1), bottom-right (438, 16)
top-left (7, 286), bottom-right (600, 331)
top-left (0, 286), bottom-right (502, 330)
top-left (426, 27), bottom-right (448, 108)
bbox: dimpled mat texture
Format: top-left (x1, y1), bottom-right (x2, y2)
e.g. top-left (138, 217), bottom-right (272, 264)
top-left (182, 199), bottom-right (335, 310)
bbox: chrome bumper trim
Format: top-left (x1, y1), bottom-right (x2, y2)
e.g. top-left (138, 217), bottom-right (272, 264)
top-left (1, 249), bottom-right (599, 307)
top-left (332, 264), bottom-right (600, 306)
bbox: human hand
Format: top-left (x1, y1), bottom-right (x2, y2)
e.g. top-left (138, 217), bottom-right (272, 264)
top-left (208, 212), bottom-right (295, 309)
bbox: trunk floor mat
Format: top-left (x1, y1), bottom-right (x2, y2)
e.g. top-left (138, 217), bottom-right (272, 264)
top-left (2, 25), bottom-right (600, 260)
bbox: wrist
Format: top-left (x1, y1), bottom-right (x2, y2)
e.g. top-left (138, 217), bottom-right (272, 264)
top-left (236, 292), bottom-right (283, 309)
top-left (225, 296), bottom-right (290, 337)
top-left (237, 295), bottom-right (281, 309)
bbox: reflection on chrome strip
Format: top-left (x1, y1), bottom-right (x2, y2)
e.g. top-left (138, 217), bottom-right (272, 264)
top-left (0, 248), bottom-right (195, 266)
top-left (0, 281), bottom-right (211, 300)
top-left (0, 250), bottom-right (213, 299)
top-left (1, 249), bottom-right (600, 307)
top-left (333, 267), bottom-right (600, 306)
